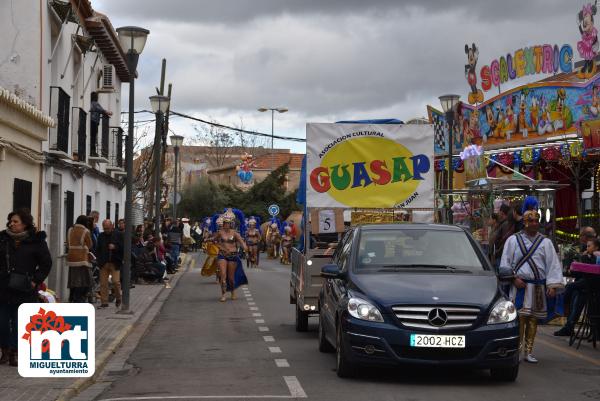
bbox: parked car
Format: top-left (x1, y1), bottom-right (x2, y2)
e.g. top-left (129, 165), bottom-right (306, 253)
top-left (318, 224), bottom-right (520, 381)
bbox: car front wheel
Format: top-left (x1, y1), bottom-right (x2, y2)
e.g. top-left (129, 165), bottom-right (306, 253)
top-left (336, 324), bottom-right (355, 378)
top-left (490, 364), bottom-right (519, 382)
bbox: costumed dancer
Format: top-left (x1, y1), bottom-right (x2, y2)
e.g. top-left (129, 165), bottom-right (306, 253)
top-left (201, 215), bottom-right (221, 279)
top-left (280, 225), bottom-right (293, 265)
top-left (246, 217), bottom-right (261, 268)
top-left (215, 209), bottom-right (248, 302)
top-left (201, 217), bottom-right (212, 252)
top-left (268, 219), bottom-right (282, 260)
top-left (499, 209), bottom-right (564, 364)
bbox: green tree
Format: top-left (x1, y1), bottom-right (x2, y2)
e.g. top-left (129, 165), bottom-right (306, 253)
top-left (178, 178), bottom-right (230, 219)
top-left (179, 163), bottom-right (300, 222)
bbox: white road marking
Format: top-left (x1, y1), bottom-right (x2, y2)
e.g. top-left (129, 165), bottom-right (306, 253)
top-left (263, 336), bottom-right (275, 342)
top-left (268, 346), bottom-right (282, 353)
top-left (258, 326), bottom-right (270, 332)
top-left (275, 359), bottom-right (290, 367)
top-left (97, 397), bottom-right (302, 401)
top-left (247, 298), bottom-right (254, 301)
top-left (248, 302), bottom-right (256, 305)
top-left (252, 313), bottom-right (262, 317)
top-left (284, 376), bottom-right (307, 398)
top-left (250, 306), bottom-right (259, 311)
top-left (255, 319), bottom-right (265, 324)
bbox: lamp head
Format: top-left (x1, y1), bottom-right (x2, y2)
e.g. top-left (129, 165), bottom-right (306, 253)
top-left (149, 95), bottom-right (170, 114)
top-left (116, 26), bottom-right (150, 55)
top-left (170, 134), bottom-right (184, 147)
top-left (439, 94), bottom-right (460, 113)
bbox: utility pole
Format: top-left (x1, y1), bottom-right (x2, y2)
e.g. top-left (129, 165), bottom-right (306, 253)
top-left (162, 83), bottom-right (172, 209)
top-left (152, 59), bottom-right (167, 236)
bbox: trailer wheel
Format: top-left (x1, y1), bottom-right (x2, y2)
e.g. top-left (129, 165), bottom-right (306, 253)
top-left (295, 304), bottom-right (309, 332)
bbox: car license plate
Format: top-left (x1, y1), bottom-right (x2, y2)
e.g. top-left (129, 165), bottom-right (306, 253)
top-left (410, 334), bottom-right (465, 348)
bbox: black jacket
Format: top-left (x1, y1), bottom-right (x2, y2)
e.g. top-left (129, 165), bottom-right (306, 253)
top-left (0, 230), bottom-right (52, 304)
top-left (96, 231), bottom-right (124, 269)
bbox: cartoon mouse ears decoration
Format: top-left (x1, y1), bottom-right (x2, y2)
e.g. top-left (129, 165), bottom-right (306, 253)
top-left (465, 43), bottom-right (484, 105)
top-left (577, 1), bottom-right (599, 79)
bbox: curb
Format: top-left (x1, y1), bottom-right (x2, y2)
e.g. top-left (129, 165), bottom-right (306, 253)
top-left (55, 253), bottom-right (192, 401)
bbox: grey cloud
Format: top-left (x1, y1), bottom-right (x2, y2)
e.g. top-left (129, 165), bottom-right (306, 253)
top-left (97, 0), bottom-right (573, 24)
top-left (111, 0), bottom-right (584, 140)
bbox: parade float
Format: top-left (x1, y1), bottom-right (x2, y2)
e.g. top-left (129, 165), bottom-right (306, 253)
top-left (290, 121), bottom-right (436, 331)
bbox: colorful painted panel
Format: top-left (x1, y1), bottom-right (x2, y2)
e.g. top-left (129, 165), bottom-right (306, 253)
top-left (430, 73), bottom-right (600, 153)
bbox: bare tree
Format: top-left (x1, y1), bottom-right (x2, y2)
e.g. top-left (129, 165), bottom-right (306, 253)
top-left (235, 117), bottom-right (270, 155)
top-left (192, 121), bottom-right (236, 168)
top-left (191, 118), bottom-right (271, 169)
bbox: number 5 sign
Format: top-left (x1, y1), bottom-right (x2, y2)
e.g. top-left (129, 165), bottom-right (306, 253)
top-left (318, 210), bottom-right (336, 233)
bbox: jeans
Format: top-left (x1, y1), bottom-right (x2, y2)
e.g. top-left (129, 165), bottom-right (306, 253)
top-left (0, 304), bottom-right (19, 349)
top-left (100, 263), bottom-right (122, 304)
top-left (565, 279), bottom-right (586, 328)
top-left (170, 244), bottom-right (181, 266)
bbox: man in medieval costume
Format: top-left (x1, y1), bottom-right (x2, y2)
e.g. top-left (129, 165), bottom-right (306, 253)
top-left (499, 209), bottom-right (564, 364)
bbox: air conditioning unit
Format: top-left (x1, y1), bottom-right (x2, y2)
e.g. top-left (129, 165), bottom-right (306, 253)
top-left (101, 65), bottom-right (115, 90)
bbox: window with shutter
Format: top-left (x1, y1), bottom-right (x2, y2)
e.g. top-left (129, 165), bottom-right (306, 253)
top-left (65, 191), bottom-right (74, 237)
top-left (13, 179), bottom-right (32, 211)
top-left (106, 201), bottom-right (111, 220)
top-left (86, 195), bottom-right (92, 216)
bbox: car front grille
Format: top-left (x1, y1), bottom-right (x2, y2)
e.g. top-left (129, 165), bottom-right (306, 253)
top-left (393, 345), bottom-right (482, 361)
top-left (391, 305), bottom-right (481, 331)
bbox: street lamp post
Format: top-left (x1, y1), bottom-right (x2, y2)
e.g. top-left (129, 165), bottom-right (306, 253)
top-left (150, 95), bottom-right (170, 239)
top-left (170, 134), bottom-right (184, 221)
top-left (439, 94), bottom-right (461, 225)
top-left (116, 26), bottom-right (149, 312)
top-left (258, 107), bottom-right (288, 171)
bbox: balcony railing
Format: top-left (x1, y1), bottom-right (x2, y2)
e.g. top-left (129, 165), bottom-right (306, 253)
top-left (101, 114), bottom-right (109, 159)
top-left (71, 107), bottom-right (87, 163)
top-left (90, 114), bottom-right (109, 163)
top-left (107, 126), bottom-right (125, 173)
top-left (49, 86), bottom-right (70, 156)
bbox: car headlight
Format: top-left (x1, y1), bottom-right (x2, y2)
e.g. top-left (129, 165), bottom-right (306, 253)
top-left (347, 297), bottom-right (384, 322)
top-left (487, 300), bottom-right (517, 324)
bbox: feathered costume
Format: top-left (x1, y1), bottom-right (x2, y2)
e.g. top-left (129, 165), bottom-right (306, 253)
top-left (215, 208), bottom-right (248, 292)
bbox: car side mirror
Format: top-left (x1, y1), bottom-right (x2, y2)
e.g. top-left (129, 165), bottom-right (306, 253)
top-left (321, 264), bottom-right (341, 279)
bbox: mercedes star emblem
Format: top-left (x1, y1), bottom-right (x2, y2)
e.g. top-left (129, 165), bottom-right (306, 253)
top-left (427, 308), bottom-right (448, 327)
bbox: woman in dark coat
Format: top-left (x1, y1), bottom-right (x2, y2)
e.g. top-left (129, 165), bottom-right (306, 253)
top-left (0, 209), bottom-right (52, 366)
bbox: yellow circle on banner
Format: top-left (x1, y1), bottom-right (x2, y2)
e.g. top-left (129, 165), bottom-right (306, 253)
top-left (319, 137), bottom-right (422, 207)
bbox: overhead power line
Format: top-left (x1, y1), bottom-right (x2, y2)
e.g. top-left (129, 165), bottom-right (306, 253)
top-left (121, 109), bottom-right (307, 143)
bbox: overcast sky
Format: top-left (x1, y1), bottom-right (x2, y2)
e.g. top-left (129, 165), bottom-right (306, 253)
top-left (95, 0), bottom-right (581, 153)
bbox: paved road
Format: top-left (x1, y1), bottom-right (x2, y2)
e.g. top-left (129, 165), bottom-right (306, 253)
top-left (94, 253), bottom-right (600, 401)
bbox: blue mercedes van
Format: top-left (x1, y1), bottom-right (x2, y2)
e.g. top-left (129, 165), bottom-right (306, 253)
top-left (318, 224), bottom-right (520, 381)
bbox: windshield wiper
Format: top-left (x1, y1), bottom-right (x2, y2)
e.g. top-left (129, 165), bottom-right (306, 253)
top-left (382, 264), bottom-right (458, 270)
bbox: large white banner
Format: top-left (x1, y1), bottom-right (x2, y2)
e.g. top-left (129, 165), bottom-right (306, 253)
top-left (306, 123), bottom-right (434, 209)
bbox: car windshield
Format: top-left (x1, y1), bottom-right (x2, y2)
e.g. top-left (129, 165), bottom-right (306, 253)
top-left (355, 228), bottom-right (486, 272)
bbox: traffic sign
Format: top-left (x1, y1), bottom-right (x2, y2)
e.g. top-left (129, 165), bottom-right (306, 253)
top-left (268, 204), bottom-right (280, 216)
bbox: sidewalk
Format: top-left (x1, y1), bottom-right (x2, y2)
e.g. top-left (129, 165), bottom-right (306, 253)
top-left (538, 323), bottom-right (600, 366)
top-left (0, 253), bottom-right (195, 401)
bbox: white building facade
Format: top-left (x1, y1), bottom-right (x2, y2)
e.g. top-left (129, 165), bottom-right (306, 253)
top-left (0, 0), bottom-right (129, 299)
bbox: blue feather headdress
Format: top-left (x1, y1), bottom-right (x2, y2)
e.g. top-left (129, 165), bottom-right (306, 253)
top-left (210, 213), bottom-right (222, 234)
top-left (522, 196), bottom-right (539, 214)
